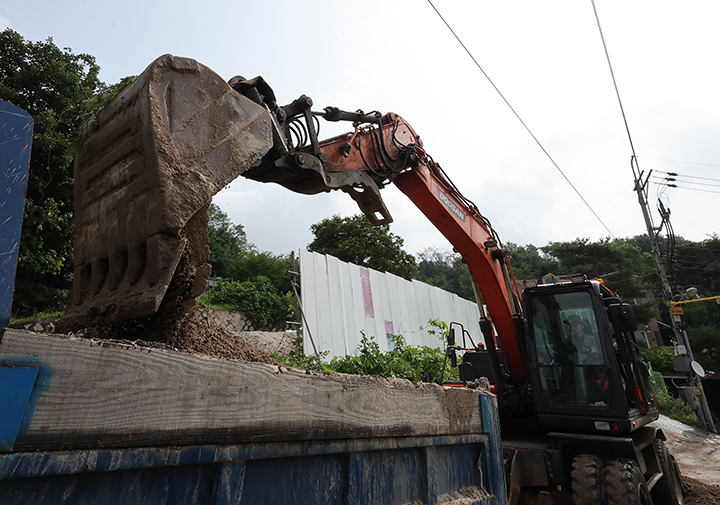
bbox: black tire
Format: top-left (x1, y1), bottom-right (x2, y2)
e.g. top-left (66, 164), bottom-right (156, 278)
top-left (650, 439), bottom-right (684, 505)
top-left (604, 459), bottom-right (654, 505)
top-left (571, 454), bottom-right (603, 505)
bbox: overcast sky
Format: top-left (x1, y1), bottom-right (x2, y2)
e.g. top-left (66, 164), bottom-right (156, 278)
top-left (3, 1), bottom-right (719, 257)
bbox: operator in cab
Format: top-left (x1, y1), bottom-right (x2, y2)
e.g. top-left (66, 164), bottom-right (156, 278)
top-left (567, 314), bottom-right (603, 365)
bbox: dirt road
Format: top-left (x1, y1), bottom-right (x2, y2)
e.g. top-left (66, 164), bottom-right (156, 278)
top-left (651, 415), bottom-right (719, 503)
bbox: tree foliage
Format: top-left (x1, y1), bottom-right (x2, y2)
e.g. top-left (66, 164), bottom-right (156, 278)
top-left (231, 250), bottom-right (293, 295)
top-left (328, 333), bottom-right (458, 383)
top-left (671, 234), bottom-right (720, 297)
top-left (416, 248), bottom-right (474, 300)
top-left (308, 214), bottom-right (417, 280)
top-left (208, 203), bottom-right (294, 297)
top-left (680, 301), bottom-right (720, 374)
top-left (505, 242), bottom-right (561, 280)
top-left (203, 277), bottom-right (292, 330)
top-left (208, 204), bottom-right (250, 279)
top-left (1, 29), bottom-right (105, 315)
top-left (541, 238), bottom-right (656, 301)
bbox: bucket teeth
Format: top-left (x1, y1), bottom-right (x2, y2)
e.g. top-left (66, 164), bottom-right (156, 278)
top-left (61, 55), bottom-right (273, 328)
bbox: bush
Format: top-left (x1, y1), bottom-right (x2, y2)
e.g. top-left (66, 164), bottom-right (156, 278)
top-left (270, 334), bottom-right (331, 372)
top-left (329, 333), bottom-right (456, 382)
top-left (653, 388), bottom-right (704, 429)
top-left (12, 282), bottom-right (70, 316)
top-left (639, 346), bottom-right (675, 375)
top-left (202, 276), bottom-right (292, 330)
top-left (271, 319), bottom-right (459, 385)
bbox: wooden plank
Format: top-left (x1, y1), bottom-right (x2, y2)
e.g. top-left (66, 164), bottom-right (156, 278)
top-left (0, 329), bottom-right (485, 452)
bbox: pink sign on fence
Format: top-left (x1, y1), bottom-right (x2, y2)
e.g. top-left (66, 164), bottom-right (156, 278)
top-left (360, 267), bottom-right (374, 317)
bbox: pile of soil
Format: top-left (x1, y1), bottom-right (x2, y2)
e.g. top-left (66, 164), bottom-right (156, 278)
top-left (50, 204), bottom-right (276, 366)
top-left (162, 308), bottom-right (279, 364)
top-left (651, 415), bottom-right (720, 504)
top-left (684, 477), bottom-right (720, 505)
top-left (240, 330), bottom-right (297, 358)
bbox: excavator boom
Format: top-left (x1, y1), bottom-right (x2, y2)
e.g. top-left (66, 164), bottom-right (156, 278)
top-left (64, 54), bottom-right (527, 382)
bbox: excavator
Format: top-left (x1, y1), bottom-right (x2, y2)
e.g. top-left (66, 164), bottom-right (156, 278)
top-left (64, 55), bottom-right (684, 505)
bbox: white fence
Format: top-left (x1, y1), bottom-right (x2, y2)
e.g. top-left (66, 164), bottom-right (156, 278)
top-left (299, 249), bottom-right (483, 359)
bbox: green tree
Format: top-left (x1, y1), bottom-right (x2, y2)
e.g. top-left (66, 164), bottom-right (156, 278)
top-left (231, 250), bottom-right (293, 295)
top-left (308, 214), bottom-right (417, 280)
top-left (206, 276), bottom-right (291, 330)
top-left (505, 242), bottom-right (561, 280)
top-left (1, 29), bottom-right (105, 315)
top-left (542, 238), bottom-right (655, 301)
top-left (680, 299), bottom-right (720, 374)
top-left (671, 234), bottom-right (720, 296)
top-left (208, 203), bottom-right (249, 278)
top-left (415, 247), bottom-right (474, 300)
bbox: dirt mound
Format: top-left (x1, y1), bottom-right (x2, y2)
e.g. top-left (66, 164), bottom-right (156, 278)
top-left (51, 204), bottom-right (283, 364)
top-left (651, 415), bottom-right (720, 486)
top-left (164, 308), bottom-right (278, 364)
top-left (239, 330), bottom-right (297, 358)
top-left (684, 476), bottom-right (720, 505)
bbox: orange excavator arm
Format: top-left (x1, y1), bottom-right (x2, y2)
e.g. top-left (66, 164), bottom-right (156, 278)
top-left (64, 55), bottom-right (526, 385)
top-left (252, 106), bottom-right (528, 383)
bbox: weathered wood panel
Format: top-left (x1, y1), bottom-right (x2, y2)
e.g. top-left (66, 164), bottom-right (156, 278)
top-left (0, 329), bottom-right (484, 452)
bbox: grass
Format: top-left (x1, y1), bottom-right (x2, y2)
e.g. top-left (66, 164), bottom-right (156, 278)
top-left (10, 310), bottom-right (64, 324)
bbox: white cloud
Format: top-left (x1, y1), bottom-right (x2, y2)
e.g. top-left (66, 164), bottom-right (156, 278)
top-left (0, 16), bottom-right (11, 31)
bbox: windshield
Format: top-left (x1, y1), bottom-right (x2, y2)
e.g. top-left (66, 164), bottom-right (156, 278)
top-left (529, 290), bottom-right (610, 408)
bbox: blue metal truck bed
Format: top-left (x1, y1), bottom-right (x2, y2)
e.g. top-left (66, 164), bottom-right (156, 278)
top-left (0, 329), bottom-right (507, 504)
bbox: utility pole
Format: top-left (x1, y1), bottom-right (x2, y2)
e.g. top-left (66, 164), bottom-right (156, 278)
top-left (632, 157), bottom-right (717, 433)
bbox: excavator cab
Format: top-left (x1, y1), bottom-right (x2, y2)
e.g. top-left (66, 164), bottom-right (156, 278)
top-left (522, 278), bottom-right (658, 435)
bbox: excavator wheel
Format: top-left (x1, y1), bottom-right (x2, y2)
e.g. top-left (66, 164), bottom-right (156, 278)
top-left (604, 459), bottom-right (653, 505)
top-left (571, 454), bottom-right (603, 505)
top-left (650, 439), bottom-right (684, 505)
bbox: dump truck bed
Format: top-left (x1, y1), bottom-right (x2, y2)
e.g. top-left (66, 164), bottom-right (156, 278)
top-left (0, 329), bottom-right (507, 504)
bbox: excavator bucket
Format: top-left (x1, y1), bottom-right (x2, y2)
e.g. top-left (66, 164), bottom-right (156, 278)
top-left (61, 55), bottom-right (273, 328)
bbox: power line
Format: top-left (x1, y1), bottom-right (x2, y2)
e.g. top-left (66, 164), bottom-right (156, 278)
top-left (650, 175), bottom-right (720, 189)
top-left (590, 1), bottom-right (638, 160)
top-left (561, 195), bottom-right (636, 240)
top-left (426, 0), bottom-right (615, 238)
top-left (649, 182), bottom-right (720, 195)
top-left (591, 0), bottom-right (717, 432)
top-left (655, 170), bottom-right (720, 184)
top-left (640, 157), bottom-right (720, 169)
